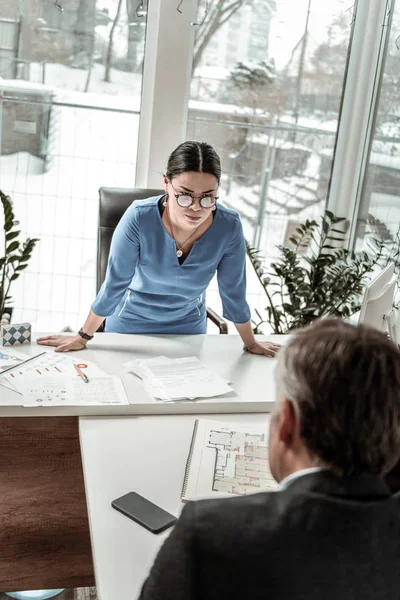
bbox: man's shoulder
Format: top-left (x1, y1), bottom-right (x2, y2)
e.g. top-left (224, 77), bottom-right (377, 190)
top-left (192, 489), bottom-right (283, 528)
top-left (190, 478), bottom-right (400, 536)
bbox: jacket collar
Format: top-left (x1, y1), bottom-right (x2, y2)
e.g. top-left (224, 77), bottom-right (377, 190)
top-left (281, 469), bottom-right (391, 500)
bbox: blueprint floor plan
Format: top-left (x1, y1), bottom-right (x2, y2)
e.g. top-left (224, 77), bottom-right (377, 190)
top-left (207, 426), bottom-right (275, 494)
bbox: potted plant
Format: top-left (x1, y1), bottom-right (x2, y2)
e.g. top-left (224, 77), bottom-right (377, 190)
top-left (246, 210), bottom-right (397, 334)
top-left (0, 190), bottom-right (39, 322)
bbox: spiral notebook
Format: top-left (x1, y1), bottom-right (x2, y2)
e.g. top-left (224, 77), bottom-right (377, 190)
top-left (181, 419), bottom-right (277, 501)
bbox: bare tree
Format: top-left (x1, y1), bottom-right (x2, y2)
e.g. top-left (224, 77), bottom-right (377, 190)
top-left (126, 0), bottom-right (142, 71)
top-left (71, 0), bottom-right (96, 68)
top-left (293, 0), bottom-right (311, 126)
top-left (192, 0), bottom-right (243, 72)
top-left (104, 0), bottom-right (124, 82)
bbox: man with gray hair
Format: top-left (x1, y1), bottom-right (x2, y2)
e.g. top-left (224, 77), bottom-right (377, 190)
top-left (139, 318), bottom-right (400, 600)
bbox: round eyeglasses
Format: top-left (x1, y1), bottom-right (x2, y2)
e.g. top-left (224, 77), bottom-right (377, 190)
top-left (170, 182), bottom-right (218, 209)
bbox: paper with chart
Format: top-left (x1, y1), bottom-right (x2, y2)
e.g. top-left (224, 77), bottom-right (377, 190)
top-left (0, 350), bottom-right (129, 406)
top-left (0, 348), bottom-right (38, 391)
top-left (23, 374), bottom-right (129, 406)
top-left (124, 356), bottom-right (233, 401)
top-left (0, 348), bottom-right (32, 373)
top-left (181, 419), bottom-right (277, 501)
top-left (1, 352), bottom-right (106, 395)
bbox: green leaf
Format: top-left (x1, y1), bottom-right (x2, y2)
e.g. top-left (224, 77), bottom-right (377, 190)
top-left (326, 236), bottom-right (345, 242)
top-left (7, 255), bottom-right (21, 263)
top-left (6, 241), bottom-right (19, 253)
top-left (10, 273), bottom-right (19, 281)
top-left (5, 230), bottom-right (20, 242)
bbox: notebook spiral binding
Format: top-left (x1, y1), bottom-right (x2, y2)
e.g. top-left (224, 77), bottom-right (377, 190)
top-left (181, 418), bottom-right (200, 500)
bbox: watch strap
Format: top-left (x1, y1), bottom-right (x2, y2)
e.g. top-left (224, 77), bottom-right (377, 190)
top-left (78, 328), bottom-right (94, 341)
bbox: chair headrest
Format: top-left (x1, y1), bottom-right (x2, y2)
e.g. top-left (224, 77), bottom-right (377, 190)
top-left (98, 187), bottom-right (164, 228)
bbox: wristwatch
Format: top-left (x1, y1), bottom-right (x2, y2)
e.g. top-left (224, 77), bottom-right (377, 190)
top-left (243, 341), bottom-right (257, 352)
top-left (78, 328), bottom-right (94, 341)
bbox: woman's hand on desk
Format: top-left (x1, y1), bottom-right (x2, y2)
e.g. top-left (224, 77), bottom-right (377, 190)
top-left (244, 341), bottom-right (281, 357)
top-left (37, 334), bottom-right (87, 352)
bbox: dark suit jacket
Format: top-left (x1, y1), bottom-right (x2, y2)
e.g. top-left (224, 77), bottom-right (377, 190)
top-left (138, 471), bottom-right (400, 600)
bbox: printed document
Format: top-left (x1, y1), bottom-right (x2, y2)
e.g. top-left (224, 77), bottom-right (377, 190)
top-left (23, 374), bottom-right (129, 406)
top-left (2, 353), bottom-right (108, 395)
top-left (182, 419), bottom-right (277, 501)
top-left (125, 356), bottom-right (232, 401)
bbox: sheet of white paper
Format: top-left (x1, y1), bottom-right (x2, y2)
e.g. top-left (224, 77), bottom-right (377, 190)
top-left (123, 356), bottom-right (169, 379)
top-left (0, 348), bottom-right (33, 392)
top-left (0, 378), bottom-right (18, 392)
top-left (23, 374), bottom-right (129, 406)
top-left (69, 376), bottom-right (129, 406)
top-left (0, 348), bottom-right (31, 372)
top-left (130, 356), bottom-right (233, 400)
top-left (22, 374), bottom-right (69, 405)
top-left (3, 353), bottom-right (73, 395)
top-left (4, 354), bottom-right (109, 395)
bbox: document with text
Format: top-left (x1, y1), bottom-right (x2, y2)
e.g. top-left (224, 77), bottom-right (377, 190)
top-left (23, 374), bottom-right (129, 406)
top-left (125, 356), bottom-right (233, 401)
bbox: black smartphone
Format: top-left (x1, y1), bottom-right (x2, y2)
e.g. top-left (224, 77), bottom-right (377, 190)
top-left (111, 491), bottom-right (177, 534)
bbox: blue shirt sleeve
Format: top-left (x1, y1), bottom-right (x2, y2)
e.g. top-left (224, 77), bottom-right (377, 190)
top-left (217, 216), bottom-right (251, 324)
top-left (91, 202), bottom-right (140, 317)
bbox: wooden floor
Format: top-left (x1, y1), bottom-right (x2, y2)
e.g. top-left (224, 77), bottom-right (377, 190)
top-left (0, 588), bottom-right (97, 599)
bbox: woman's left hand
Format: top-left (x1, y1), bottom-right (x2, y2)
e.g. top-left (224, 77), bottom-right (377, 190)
top-left (244, 341), bottom-right (281, 357)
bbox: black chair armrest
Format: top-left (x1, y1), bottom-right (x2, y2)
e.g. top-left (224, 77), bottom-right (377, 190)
top-left (206, 307), bottom-right (228, 334)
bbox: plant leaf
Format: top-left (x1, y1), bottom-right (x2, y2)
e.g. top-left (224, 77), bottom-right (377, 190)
top-left (6, 231), bottom-right (20, 242)
top-left (6, 241), bottom-right (19, 253)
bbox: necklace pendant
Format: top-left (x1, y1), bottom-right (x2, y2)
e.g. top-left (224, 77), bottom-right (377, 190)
top-left (176, 249), bottom-right (183, 258)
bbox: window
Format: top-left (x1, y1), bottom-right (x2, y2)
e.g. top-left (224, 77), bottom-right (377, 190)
top-left (354, 0), bottom-right (400, 251)
top-left (188, 0), bottom-right (354, 328)
top-left (0, 0), bottom-right (147, 330)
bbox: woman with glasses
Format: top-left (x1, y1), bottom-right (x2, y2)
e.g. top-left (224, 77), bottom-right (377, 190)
top-left (38, 141), bottom-right (279, 356)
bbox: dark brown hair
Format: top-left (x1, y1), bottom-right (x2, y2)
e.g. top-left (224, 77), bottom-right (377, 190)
top-left (166, 141), bottom-right (221, 183)
top-left (277, 318), bottom-right (400, 475)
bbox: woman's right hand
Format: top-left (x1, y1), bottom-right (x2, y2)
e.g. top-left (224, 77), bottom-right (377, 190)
top-left (37, 334), bottom-right (88, 352)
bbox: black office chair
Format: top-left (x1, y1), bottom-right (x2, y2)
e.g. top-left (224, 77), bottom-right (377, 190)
top-left (97, 187), bottom-right (228, 334)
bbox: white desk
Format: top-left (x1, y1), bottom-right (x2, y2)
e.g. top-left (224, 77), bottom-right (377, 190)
top-left (0, 334), bottom-right (281, 591)
top-left (79, 413), bottom-right (271, 600)
top-left (0, 333), bottom-right (286, 416)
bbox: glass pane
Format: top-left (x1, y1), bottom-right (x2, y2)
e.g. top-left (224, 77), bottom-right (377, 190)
top-left (0, 0), bottom-right (147, 330)
top-left (187, 0), bottom-right (354, 329)
top-left (354, 1), bottom-right (400, 254)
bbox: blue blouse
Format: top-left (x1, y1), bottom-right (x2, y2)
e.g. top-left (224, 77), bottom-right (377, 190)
top-left (91, 196), bottom-right (251, 334)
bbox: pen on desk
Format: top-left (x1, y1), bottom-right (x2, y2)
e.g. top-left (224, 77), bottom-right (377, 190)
top-left (74, 363), bottom-right (90, 383)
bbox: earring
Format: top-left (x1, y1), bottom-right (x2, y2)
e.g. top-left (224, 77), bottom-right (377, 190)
top-left (212, 205), bottom-right (216, 211)
top-left (163, 193), bottom-right (168, 207)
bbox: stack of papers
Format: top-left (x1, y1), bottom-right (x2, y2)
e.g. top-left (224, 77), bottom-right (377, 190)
top-left (0, 348), bottom-right (129, 406)
top-left (124, 355), bottom-right (233, 402)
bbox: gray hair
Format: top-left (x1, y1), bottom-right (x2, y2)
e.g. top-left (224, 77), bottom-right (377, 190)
top-left (275, 318), bottom-right (400, 475)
